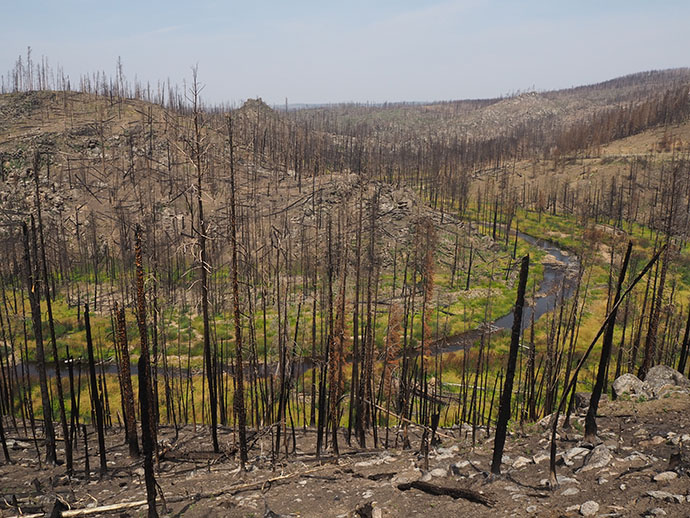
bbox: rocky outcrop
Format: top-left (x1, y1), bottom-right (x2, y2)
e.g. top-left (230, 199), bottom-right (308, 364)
top-left (644, 365), bottom-right (690, 398)
top-left (612, 367), bottom-right (690, 400)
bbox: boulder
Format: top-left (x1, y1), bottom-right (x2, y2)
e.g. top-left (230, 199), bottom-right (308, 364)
top-left (653, 471), bottom-right (678, 482)
top-left (579, 444), bottom-right (612, 472)
top-left (612, 373), bottom-right (652, 399)
top-left (580, 501), bottom-right (599, 516)
top-left (644, 365), bottom-right (690, 398)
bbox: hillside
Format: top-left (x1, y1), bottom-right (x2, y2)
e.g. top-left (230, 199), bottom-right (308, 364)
top-left (292, 68), bottom-right (690, 142)
top-left (1, 69), bottom-right (690, 518)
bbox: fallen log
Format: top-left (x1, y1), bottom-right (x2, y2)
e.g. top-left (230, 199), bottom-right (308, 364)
top-left (5, 464), bottom-right (335, 518)
top-left (397, 481), bottom-right (495, 507)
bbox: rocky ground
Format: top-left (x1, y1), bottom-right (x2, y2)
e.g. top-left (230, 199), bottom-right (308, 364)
top-left (1, 383), bottom-right (689, 518)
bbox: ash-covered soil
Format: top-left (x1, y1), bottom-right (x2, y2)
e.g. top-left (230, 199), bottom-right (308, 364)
top-left (2, 393), bottom-right (689, 517)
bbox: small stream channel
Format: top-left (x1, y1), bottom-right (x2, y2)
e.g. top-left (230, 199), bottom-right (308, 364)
top-left (19, 233), bottom-right (580, 380)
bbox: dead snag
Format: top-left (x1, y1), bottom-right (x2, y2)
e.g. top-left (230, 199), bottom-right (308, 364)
top-left (84, 305), bottom-right (107, 476)
top-left (490, 254), bottom-right (529, 476)
top-left (585, 241), bottom-right (632, 442)
top-left (33, 155), bottom-right (72, 474)
top-left (227, 115), bottom-right (247, 466)
top-left (138, 355), bottom-right (158, 518)
top-left (549, 246), bottom-right (664, 487)
top-left (135, 226), bottom-right (157, 453)
top-left (22, 220), bottom-right (56, 465)
top-left (0, 409), bottom-right (10, 462)
top-left (116, 304), bottom-right (139, 457)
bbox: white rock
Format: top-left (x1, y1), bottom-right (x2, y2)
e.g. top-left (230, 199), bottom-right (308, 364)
top-left (580, 501), bottom-right (599, 516)
top-left (561, 487), bottom-right (580, 496)
top-left (540, 475), bottom-right (579, 486)
top-left (512, 456), bottom-right (532, 469)
top-left (430, 468), bottom-right (447, 478)
top-left (653, 471), bottom-right (678, 482)
top-left (533, 453), bottom-right (550, 464)
top-left (526, 505), bottom-right (537, 513)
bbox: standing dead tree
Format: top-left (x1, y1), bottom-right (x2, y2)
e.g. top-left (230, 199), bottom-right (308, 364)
top-left (135, 226), bottom-right (156, 454)
top-left (227, 115), bottom-right (247, 466)
top-left (22, 220), bottom-right (56, 465)
top-left (490, 254), bottom-right (529, 476)
top-left (84, 304), bottom-right (107, 476)
top-left (116, 303), bottom-right (139, 457)
top-left (549, 245), bottom-right (664, 487)
top-left (584, 241), bottom-right (632, 442)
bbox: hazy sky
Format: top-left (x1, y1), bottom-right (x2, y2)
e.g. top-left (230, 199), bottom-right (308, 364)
top-left (3, 0), bottom-right (689, 105)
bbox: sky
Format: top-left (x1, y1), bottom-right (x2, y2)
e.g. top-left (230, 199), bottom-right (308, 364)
top-left (2, 0), bottom-right (690, 105)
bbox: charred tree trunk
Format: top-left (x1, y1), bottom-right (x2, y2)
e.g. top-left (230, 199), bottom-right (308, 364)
top-left (22, 221), bottom-right (56, 464)
top-left (117, 305), bottom-right (139, 457)
top-left (585, 241), bottom-right (632, 442)
top-left (227, 115), bottom-right (247, 467)
top-left (138, 355), bottom-right (158, 518)
top-left (490, 254), bottom-right (529, 476)
top-left (84, 305), bottom-right (107, 476)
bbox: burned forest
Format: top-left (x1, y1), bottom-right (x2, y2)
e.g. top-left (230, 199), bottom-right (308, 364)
top-left (1, 57), bottom-right (690, 517)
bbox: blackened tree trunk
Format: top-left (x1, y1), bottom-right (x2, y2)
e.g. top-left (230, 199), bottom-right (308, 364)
top-left (84, 304), bottom-right (107, 476)
top-left (227, 115), bottom-right (247, 466)
top-left (117, 305), bottom-right (139, 457)
top-left (490, 254), bottom-right (529, 476)
top-left (639, 244), bottom-right (669, 380)
top-left (135, 227), bottom-right (157, 454)
top-left (677, 302), bottom-right (690, 375)
top-left (22, 221), bottom-right (56, 464)
top-left (33, 157), bottom-right (72, 474)
top-left (585, 241), bottom-right (632, 442)
top-left (138, 355), bottom-right (158, 518)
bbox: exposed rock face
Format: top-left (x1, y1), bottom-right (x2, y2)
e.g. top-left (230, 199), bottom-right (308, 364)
top-left (612, 367), bottom-right (690, 400)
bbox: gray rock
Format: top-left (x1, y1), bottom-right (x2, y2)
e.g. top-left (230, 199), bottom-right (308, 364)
top-left (645, 509), bottom-right (667, 517)
top-left (391, 469), bottom-right (421, 485)
top-left (512, 456), bottom-right (531, 469)
top-left (563, 447), bottom-right (589, 466)
top-left (429, 468), bottom-right (447, 478)
top-left (644, 365), bottom-right (690, 398)
top-left (647, 490), bottom-right (675, 502)
top-left (579, 444), bottom-right (612, 472)
top-left (450, 460), bottom-right (470, 476)
top-left (580, 500), bottom-right (599, 516)
top-left (612, 373), bottom-right (652, 399)
top-left (561, 487), bottom-right (580, 496)
top-left (653, 471), bottom-right (678, 482)
top-left (526, 505), bottom-right (537, 513)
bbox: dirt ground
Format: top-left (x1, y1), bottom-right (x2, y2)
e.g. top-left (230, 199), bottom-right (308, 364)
top-left (1, 393), bottom-right (689, 518)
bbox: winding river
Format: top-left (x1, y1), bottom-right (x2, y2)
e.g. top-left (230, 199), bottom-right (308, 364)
top-left (19, 232), bottom-right (579, 379)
